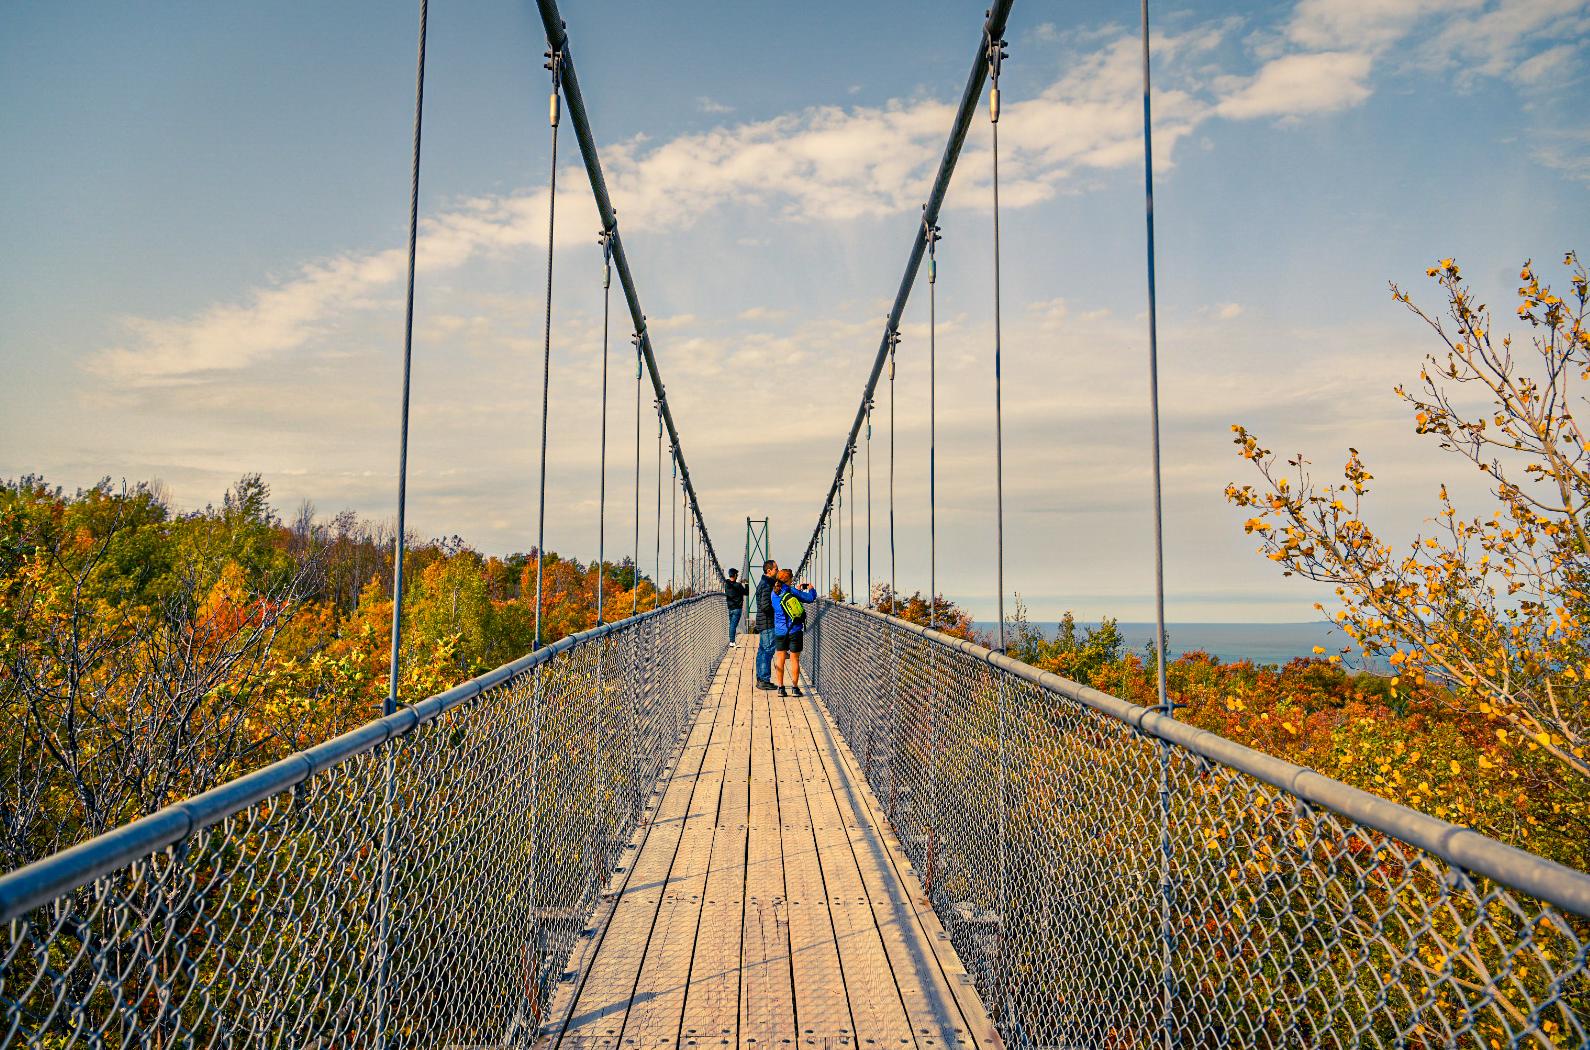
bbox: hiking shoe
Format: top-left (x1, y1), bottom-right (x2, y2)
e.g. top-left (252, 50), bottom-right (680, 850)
top-left (755, 679), bottom-right (775, 691)
top-left (791, 686), bottom-right (804, 697)
top-left (777, 686), bottom-right (788, 697)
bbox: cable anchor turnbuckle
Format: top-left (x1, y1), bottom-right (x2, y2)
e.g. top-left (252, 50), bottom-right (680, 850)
top-left (887, 327), bottom-right (901, 379)
top-left (599, 226), bottom-right (614, 289)
top-left (544, 47), bottom-right (564, 128)
top-left (986, 29), bottom-right (1009, 123)
top-left (923, 208), bottom-right (942, 284)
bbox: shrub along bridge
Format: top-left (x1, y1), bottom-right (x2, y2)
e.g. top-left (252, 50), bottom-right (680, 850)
top-left (3, 1), bottom-right (1588, 1047)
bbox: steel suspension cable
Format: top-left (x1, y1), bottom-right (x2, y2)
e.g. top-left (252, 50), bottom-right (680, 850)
top-left (532, 49), bottom-right (563, 652)
top-left (792, 0), bottom-right (1013, 577)
top-left (534, 0), bottom-right (727, 580)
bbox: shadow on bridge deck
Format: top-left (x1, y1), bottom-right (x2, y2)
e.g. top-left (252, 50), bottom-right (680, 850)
top-left (540, 646), bottom-right (1000, 1050)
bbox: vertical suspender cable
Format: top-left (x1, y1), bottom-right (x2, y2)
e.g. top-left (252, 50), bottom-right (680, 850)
top-left (888, 330), bottom-right (898, 605)
top-left (926, 211), bottom-right (941, 631)
top-left (1141, 0), bottom-right (1170, 722)
top-left (527, 44), bottom-right (563, 1025)
top-left (670, 456), bottom-right (678, 593)
top-left (597, 230), bottom-right (613, 625)
top-left (533, 50), bottom-right (562, 652)
top-left (654, 412), bottom-right (663, 609)
top-left (633, 334), bottom-right (643, 616)
top-left (988, 36), bottom-right (1008, 653)
top-left (376, 5), bottom-right (427, 1045)
top-left (986, 27), bottom-right (1012, 1031)
top-left (925, 208), bottom-right (941, 897)
top-left (385, 0), bottom-right (428, 718)
top-left (848, 452), bottom-right (856, 602)
top-left (866, 401), bottom-right (873, 605)
top-left (1140, 0), bottom-right (1176, 1043)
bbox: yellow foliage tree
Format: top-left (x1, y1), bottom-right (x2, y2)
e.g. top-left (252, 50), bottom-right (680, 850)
top-left (1227, 253), bottom-right (1590, 781)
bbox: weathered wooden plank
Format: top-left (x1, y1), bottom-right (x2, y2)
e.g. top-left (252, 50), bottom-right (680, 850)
top-left (548, 646), bottom-right (997, 1050)
top-left (679, 652), bottom-right (752, 1047)
top-left (618, 651), bottom-right (738, 1045)
top-left (548, 660), bottom-right (733, 1049)
top-left (795, 693), bottom-right (999, 1050)
top-left (782, 694), bottom-right (917, 1047)
top-left (739, 673), bottom-right (797, 1046)
top-left (770, 685), bottom-right (855, 1047)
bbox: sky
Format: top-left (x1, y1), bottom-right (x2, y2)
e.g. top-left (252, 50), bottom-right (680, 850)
top-left (2, 0), bottom-right (1587, 622)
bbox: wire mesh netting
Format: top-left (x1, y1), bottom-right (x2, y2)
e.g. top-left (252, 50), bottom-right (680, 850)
top-left (0, 595), bottom-right (726, 1048)
top-left (806, 601), bottom-right (1590, 1049)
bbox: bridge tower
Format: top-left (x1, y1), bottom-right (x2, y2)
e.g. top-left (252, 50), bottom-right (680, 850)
top-left (741, 517), bottom-right (769, 635)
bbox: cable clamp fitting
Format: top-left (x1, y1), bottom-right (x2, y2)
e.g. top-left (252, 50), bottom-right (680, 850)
top-left (598, 226), bottom-right (615, 288)
top-left (544, 48), bottom-right (564, 127)
top-left (986, 35), bottom-right (1008, 123)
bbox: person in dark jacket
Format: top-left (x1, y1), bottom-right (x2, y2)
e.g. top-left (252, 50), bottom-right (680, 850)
top-left (752, 560), bottom-right (778, 689)
top-left (770, 569), bottom-right (819, 697)
top-left (723, 568), bottom-right (748, 644)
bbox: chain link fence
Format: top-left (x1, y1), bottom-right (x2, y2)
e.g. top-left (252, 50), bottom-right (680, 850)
top-left (0, 595), bottom-right (726, 1048)
top-left (807, 601), bottom-right (1590, 1049)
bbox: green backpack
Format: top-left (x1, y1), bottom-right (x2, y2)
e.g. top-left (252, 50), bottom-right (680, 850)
top-left (779, 590), bottom-right (806, 627)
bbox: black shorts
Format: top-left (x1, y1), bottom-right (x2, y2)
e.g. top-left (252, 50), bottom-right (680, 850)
top-left (773, 632), bottom-right (804, 654)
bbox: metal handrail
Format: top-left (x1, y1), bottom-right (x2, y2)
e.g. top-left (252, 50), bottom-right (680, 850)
top-left (0, 594), bottom-right (720, 922)
top-left (827, 601), bottom-right (1590, 917)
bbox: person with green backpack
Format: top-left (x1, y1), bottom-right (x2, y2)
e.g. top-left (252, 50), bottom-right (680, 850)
top-left (770, 568), bottom-right (818, 697)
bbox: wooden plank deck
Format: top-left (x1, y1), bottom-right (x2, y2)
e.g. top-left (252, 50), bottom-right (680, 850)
top-left (540, 644), bottom-right (1001, 1050)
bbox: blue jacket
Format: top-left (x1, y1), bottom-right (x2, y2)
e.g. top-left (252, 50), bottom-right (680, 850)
top-left (771, 584), bottom-right (818, 636)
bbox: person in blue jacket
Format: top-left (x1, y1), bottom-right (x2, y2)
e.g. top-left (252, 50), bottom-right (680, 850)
top-left (770, 569), bottom-right (818, 697)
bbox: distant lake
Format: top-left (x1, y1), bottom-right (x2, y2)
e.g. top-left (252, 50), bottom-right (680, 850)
top-left (971, 620), bottom-right (1364, 668)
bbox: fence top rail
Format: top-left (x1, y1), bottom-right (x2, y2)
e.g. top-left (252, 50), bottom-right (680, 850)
top-left (0, 594), bottom-right (717, 923)
top-left (825, 600), bottom-right (1590, 918)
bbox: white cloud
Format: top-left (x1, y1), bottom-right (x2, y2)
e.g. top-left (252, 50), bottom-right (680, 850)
top-left (696, 96), bottom-right (734, 115)
top-left (1282, 0), bottom-right (1588, 85)
top-left (80, 0), bottom-right (1579, 389)
top-left (1215, 51), bottom-right (1373, 120)
top-left (1216, 303), bottom-right (1244, 319)
top-left (1422, 0), bottom-right (1589, 83)
top-left (1284, 0), bottom-right (1472, 52)
top-left (1027, 297), bottom-right (1070, 330)
top-left (1513, 42), bottom-right (1580, 82)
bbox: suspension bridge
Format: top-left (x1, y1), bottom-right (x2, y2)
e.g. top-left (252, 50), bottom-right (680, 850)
top-left (3, 1), bottom-right (1589, 1047)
